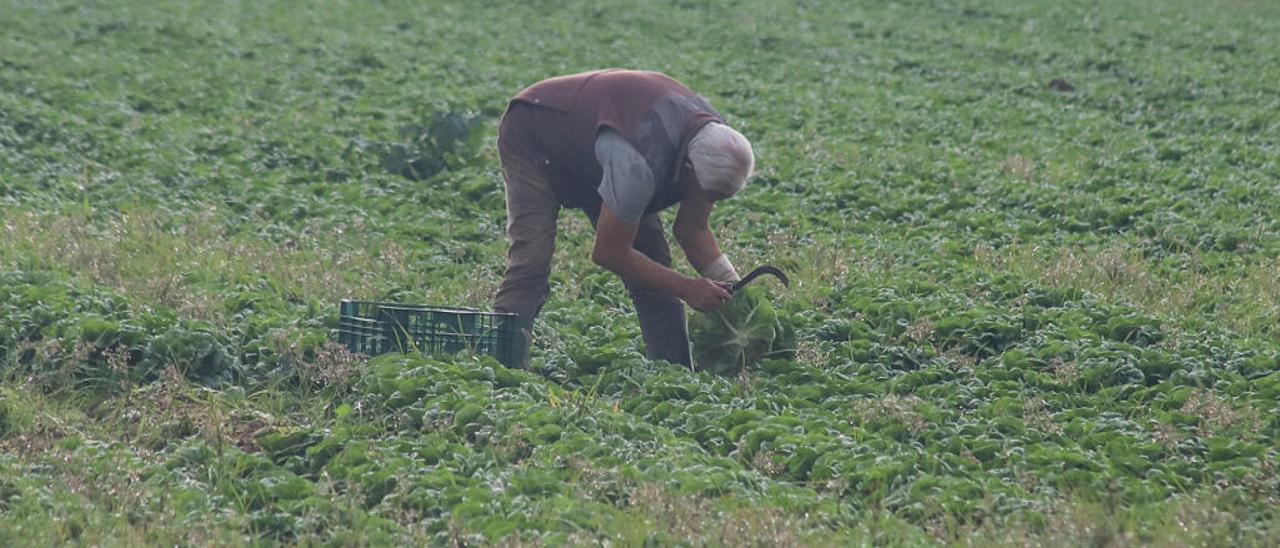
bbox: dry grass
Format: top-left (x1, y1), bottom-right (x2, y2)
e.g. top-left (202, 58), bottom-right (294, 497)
top-left (0, 209), bottom-right (453, 325)
top-left (1049, 357), bottom-right (1080, 385)
top-left (855, 393), bottom-right (931, 434)
top-left (959, 492), bottom-right (1280, 548)
top-left (752, 450), bottom-right (788, 477)
top-left (905, 316), bottom-right (937, 344)
top-left (1180, 389), bottom-right (1261, 436)
top-left (1001, 155), bottom-right (1036, 181)
top-left (976, 243), bottom-right (1280, 338)
top-left (627, 483), bottom-right (804, 547)
top-left (269, 334), bottom-right (362, 394)
top-left (1022, 396), bottom-right (1063, 437)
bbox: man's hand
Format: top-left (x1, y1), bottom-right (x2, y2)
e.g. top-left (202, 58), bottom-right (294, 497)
top-left (681, 277), bottom-right (733, 312)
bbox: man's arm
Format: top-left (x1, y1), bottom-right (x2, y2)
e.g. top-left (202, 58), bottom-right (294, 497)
top-left (673, 196), bottom-right (738, 282)
top-left (592, 203), bottom-right (730, 311)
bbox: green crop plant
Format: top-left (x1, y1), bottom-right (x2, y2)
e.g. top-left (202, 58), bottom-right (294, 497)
top-left (2, 0), bottom-right (1279, 545)
top-left (690, 285), bottom-right (796, 374)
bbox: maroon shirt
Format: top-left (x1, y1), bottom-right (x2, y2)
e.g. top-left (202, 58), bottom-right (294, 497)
top-left (502, 69), bottom-right (724, 211)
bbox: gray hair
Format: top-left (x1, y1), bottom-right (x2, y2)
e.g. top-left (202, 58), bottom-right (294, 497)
top-left (687, 123), bottom-right (754, 197)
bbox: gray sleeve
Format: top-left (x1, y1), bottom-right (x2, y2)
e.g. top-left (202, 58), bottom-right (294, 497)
top-left (594, 128), bottom-right (655, 224)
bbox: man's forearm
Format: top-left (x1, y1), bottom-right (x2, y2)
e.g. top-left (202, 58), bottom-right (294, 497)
top-left (677, 226), bottom-right (723, 273)
top-left (593, 247), bottom-right (689, 297)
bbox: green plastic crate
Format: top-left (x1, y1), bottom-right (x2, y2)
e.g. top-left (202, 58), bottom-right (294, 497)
top-left (337, 300), bottom-right (519, 367)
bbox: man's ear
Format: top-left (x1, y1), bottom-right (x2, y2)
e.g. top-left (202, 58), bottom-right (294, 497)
top-left (681, 158), bottom-right (699, 188)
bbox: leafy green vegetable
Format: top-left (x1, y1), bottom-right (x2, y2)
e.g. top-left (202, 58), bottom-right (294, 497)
top-left (689, 286), bottom-right (794, 374)
top-left (3, 0), bottom-right (1280, 544)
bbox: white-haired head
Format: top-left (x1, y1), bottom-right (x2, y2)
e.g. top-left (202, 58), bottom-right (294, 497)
top-left (687, 123), bottom-right (754, 198)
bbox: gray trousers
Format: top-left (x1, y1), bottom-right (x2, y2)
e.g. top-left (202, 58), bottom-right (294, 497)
top-left (493, 111), bottom-right (690, 367)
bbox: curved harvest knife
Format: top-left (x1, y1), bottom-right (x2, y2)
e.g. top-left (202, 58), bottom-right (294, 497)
top-left (729, 265), bottom-right (789, 294)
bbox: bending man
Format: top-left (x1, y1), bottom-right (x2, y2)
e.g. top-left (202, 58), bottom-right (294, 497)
top-left (495, 69), bottom-right (754, 367)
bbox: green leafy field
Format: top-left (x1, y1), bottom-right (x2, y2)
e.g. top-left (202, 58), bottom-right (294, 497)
top-left (3, 0), bottom-right (1279, 545)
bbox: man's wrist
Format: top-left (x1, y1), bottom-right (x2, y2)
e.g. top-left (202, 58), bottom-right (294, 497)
top-left (699, 254), bottom-right (740, 283)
